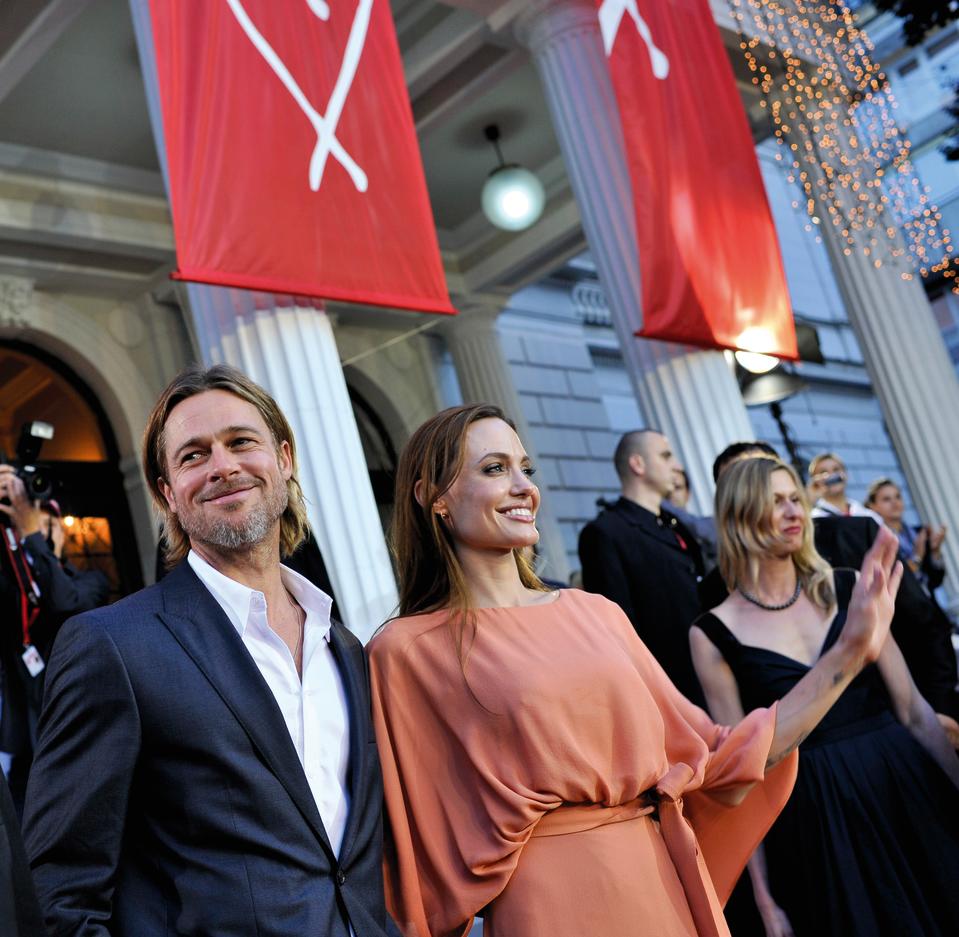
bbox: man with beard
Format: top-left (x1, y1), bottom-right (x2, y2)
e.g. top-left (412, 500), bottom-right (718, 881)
top-left (22, 365), bottom-right (398, 937)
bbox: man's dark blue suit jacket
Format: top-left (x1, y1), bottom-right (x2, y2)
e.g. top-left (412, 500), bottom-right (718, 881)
top-left (21, 560), bottom-right (398, 936)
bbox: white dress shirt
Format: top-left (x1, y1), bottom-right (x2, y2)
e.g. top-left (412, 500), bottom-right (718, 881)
top-left (187, 550), bottom-right (351, 855)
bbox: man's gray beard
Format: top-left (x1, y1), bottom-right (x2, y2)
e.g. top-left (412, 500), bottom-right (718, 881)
top-left (205, 506), bottom-right (275, 550)
top-left (184, 484), bottom-right (288, 552)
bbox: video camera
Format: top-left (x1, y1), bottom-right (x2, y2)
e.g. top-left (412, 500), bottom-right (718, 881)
top-left (0, 421), bottom-right (56, 507)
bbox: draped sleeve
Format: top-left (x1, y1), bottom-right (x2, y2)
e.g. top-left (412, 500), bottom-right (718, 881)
top-left (688, 710), bottom-right (798, 902)
top-left (608, 605), bottom-right (799, 903)
top-left (369, 615), bottom-right (555, 937)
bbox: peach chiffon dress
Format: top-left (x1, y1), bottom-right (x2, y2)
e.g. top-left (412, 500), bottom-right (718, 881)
top-left (369, 589), bottom-right (797, 937)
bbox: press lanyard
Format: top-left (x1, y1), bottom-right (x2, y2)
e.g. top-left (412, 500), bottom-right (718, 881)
top-left (3, 526), bottom-right (41, 646)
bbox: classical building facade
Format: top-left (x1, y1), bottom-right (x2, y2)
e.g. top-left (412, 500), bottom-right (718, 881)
top-left (2, 0), bottom-right (958, 635)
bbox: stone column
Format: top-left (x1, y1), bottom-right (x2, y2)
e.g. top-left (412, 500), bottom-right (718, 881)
top-left (515, 0), bottom-right (754, 515)
top-left (817, 223), bottom-right (959, 581)
top-left (130, 0), bottom-right (397, 638)
top-left (442, 300), bottom-right (571, 582)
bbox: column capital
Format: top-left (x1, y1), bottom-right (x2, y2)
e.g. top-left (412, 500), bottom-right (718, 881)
top-left (449, 290), bottom-right (509, 313)
top-left (442, 294), bottom-right (508, 336)
top-left (514, 0), bottom-right (600, 54)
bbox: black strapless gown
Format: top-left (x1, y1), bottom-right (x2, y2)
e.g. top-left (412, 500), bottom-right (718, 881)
top-left (695, 569), bottom-right (959, 937)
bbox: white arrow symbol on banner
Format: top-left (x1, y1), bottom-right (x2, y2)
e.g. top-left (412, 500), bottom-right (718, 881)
top-left (598, 0), bottom-right (670, 79)
top-left (225, 0), bottom-right (371, 193)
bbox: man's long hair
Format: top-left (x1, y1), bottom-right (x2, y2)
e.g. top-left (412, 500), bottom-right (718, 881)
top-left (143, 364), bottom-right (309, 568)
top-left (716, 455), bottom-right (835, 610)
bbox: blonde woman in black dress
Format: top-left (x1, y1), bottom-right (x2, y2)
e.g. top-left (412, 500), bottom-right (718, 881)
top-left (691, 455), bottom-right (959, 937)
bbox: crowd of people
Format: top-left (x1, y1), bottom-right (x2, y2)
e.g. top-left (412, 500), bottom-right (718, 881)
top-left (0, 364), bottom-right (957, 936)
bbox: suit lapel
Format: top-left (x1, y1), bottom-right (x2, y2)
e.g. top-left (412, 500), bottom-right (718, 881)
top-left (156, 563), bottom-right (336, 863)
top-left (329, 621), bottom-right (372, 864)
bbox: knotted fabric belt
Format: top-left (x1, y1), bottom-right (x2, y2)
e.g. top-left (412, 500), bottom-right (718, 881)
top-left (531, 796), bottom-right (656, 838)
top-left (532, 764), bottom-right (730, 937)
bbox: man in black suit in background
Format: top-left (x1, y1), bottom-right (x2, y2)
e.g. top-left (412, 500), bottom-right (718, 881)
top-left (23, 364), bottom-right (397, 936)
top-left (578, 429), bottom-right (707, 706)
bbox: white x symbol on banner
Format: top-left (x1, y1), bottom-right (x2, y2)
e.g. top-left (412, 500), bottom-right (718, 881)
top-left (226, 0), bottom-right (371, 193)
top-left (598, 0), bottom-right (670, 79)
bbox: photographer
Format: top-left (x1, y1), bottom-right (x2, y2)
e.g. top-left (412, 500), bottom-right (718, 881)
top-left (0, 464), bottom-right (109, 809)
top-left (806, 451), bottom-right (884, 523)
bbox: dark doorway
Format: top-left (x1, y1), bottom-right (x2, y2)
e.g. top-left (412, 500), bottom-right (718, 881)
top-left (348, 386), bottom-right (397, 534)
top-left (0, 341), bottom-right (143, 600)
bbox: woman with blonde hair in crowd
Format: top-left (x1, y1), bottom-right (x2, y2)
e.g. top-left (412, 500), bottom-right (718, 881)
top-left (691, 455), bottom-right (959, 937)
top-left (369, 404), bottom-right (904, 937)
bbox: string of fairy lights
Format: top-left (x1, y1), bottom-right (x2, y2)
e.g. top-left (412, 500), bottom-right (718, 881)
top-left (726, 0), bottom-right (957, 288)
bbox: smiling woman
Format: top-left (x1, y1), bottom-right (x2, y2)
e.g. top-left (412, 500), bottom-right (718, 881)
top-left (386, 403), bottom-right (549, 637)
top-left (368, 407), bottom-right (907, 937)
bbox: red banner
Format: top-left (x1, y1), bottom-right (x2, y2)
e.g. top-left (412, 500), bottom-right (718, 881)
top-left (148, 0), bottom-right (454, 314)
top-left (598, 0), bottom-right (797, 358)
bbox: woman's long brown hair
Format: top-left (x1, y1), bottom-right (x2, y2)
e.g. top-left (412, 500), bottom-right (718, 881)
top-left (390, 404), bottom-right (546, 661)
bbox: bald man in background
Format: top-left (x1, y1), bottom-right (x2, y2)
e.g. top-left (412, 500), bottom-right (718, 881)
top-left (578, 429), bottom-right (706, 707)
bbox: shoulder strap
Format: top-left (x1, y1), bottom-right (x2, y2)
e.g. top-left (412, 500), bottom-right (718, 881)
top-left (691, 612), bottom-right (740, 660)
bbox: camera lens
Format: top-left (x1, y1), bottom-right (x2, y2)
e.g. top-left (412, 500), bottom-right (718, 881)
top-left (19, 465), bottom-right (53, 501)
